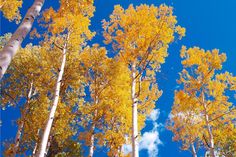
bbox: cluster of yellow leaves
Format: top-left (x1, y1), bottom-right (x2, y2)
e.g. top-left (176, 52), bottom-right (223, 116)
top-left (100, 61), bottom-right (132, 156)
top-left (168, 46), bottom-right (236, 154)
top-left (103, 5), bottom-right (185, 156)
top-left (1, 43), bottom-right (47, 108)
top-left (42, 0), bottom-right (95, 49)
top-left (214, 122), bottom-right (236, 156)
top-left (167, 91), bottom-right (202, 150)
top-left (1, 38), bottom-right (86, 154)
top-left (78, 45), bottom-right (133, 156)
top-left (180, 46), bottom-right (226, 76)
top-left (0, 0), bottom-right (22, 23)
top-left (103, 4), bottom-right (185, 71)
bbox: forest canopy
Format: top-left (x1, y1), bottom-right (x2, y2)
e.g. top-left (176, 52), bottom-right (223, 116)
top-left (0, 0), bottom-right (235, 157)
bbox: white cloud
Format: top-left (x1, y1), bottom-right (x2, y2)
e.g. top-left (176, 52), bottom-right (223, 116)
top-left (139, 131), bottom-right (162, 157)
top-left (140, 109), bottom-right (162, 157)
top-left (122, 108), bottom-right (162, 157)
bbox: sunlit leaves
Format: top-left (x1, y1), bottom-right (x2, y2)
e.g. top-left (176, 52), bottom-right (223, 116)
top-left (41, 0), bottom-right (95, 49)
top-left (168, 46), bottom-right (236, 155)
top-left (103, 4), bottom-right (185, 69)
top-left (0, 0), bottom-right (22, 23)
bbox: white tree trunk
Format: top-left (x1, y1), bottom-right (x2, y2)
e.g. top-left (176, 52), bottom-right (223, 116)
top-left (45, 135), bottom-right (52, 156)
top-left (115, 146), bottom-right (121, 157)
top-left (32, 129), bottom-right (40, 157)
top-left (202, 92), bottom-right (215, 157)
top-left (204, 106), bottom-right (215, 157)
top-left (131, 63), bottom-right (139, 157)
top-left (32, 142), bottom-right (38, 157)
top-left (12, 82), bottom-right (34, 156)
top-left (88, 123), bottom-right (95, 157)
top-left (38, 43), bottom-right (67, 157)
top-left (191, 143), bottom-right (197, 157)
top-left (0, 0), bottom-right (45, 80)
top-left (88, 98), bottom-right (98, 157)
top-left (12, 122), bottom-right (24, 156)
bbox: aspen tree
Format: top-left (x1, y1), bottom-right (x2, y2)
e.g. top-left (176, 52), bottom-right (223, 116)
top-left (1, 41), bottom-right (84, 156)
top-left (38, 0), bottom-right (94, 155)
top-left (78, 45), bottom-right (115, 157)
top-left (100, 60), bottom-right (132, 157)
top-left (103, 4), bottom-right (185, 156)
top-left (38, 34), bottom-right (70, 157)
top-left (1, 44), bottom-right (51, 156)
top-left (168, 46), bottom-right (236, 157)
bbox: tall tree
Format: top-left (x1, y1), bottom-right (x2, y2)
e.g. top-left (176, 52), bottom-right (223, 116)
top-left (0, 34), bottom-right (48, 155)
top-left (167, 91), bottom-right (202, 157)
top-left (168, 46), bottom-right (236, 157)
top-left (103, 4), bottom-right (185, 157)
top-left (0, 43), bottom-right (52, 156)
top-left (0, 0), bottom-right (45, 80)
top-left (38, 34), bottom-right (70, 157)
top-left (1, 41), bottom-right (85, 156)
top-left (78, 45), bottom-right (126, 157)
top-left (99, 60), bottom-right (132, 157)
top-left (38, 0), bottom-right (94, 156)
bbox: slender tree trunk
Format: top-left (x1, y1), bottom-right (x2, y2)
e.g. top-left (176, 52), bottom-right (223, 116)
top-left (0, 0), bottom-right (45, 80)
top-left (12, 82), bottom-right (34, 156)
top-left (12, 122), bottom-right (24, 156)
top-left (88, 97), bottom-right (98, 157)
top-left (32, 129), bottom-right (40, 157)
top-left (115, 146), bottom-right (121, 157)
top-left (131, 62), bottom-right (139, 157)
top-left (88, 122), bottom-right (95, 157)
top-left (191, 143), bottom-right (197, 157)
top-left (38, 42), bottom-right (68, 157)
top-left (45, 135), bottom-right (52, 156)
top-left (202, 92), bottom-right (215, 157)
top-left (32, 142), bottom-right (38, 157)
top-left (204, 105), bottom-right (215, 157)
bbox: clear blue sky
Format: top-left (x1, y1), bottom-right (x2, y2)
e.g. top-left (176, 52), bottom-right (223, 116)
top-left (1, 0), bottom-right (236, 156)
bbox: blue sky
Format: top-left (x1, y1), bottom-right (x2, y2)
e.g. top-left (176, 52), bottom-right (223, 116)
top-left (1, 0), bottom-right (236, 156)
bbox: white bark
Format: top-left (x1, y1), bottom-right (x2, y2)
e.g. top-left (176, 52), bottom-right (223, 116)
top-left (32, 142), bottom-right (38, 157)
top-left (45, 135), bottom-right (52, 156)
top-left (115, 146), bottom-right (121, 157)
top-left (12, 82), bottom-right (34, 156)
top-left (191, 143), bottom-right (197, 157)
top-left (12, 122), bottom-right (24, 156)
top-left (88, 98), bottom-right (98, 157)
top-left (204, 105), bottom-right (215, 157)
top-left (131, 63), bottom-right (139, 157)
top-left (88, 123), bottom-right (95, 157)
top-left (202, 92), bottom-right (215, 157)
top-left (0, 0), bottom-right (45, 80)
top-left (38, 42), bottom-right (68, 157)
top-left (32, 129), bottom-right (40, 157)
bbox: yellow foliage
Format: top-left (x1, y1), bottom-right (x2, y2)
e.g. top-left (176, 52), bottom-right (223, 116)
top-left (168, 46), bottom-right (236, 153)
top-left (42, 0), bottom-right (95, 49)
top-left (0, 0), bottom-right (22, 23)
top-left (103, 4), bottom-right (185, 67)
top-left (78, 45), bottom-right (133, 156)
